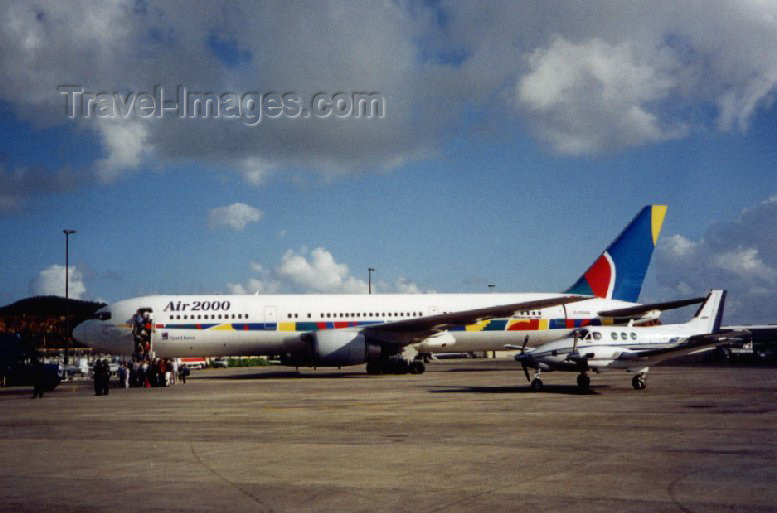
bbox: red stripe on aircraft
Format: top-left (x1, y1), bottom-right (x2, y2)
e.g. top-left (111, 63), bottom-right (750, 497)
top-left (508, 319), bottom-right (539, 331)
top-left (584, 254), bottom-right (613, 298)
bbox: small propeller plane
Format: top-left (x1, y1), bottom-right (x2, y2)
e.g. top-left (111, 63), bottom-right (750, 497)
top-left (511, 290), bottom-right (748, 391)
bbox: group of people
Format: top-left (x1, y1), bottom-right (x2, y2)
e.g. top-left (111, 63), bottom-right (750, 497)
top-left (93, 358), bottom-right (190, 395)
top-left (132, 309), bottom-right (153, 358)
top-left (92, 359), bottom-right (111, 396)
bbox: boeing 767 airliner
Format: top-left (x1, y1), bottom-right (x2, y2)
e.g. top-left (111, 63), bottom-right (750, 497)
top-left (75, 205), bottom-right (692, 374)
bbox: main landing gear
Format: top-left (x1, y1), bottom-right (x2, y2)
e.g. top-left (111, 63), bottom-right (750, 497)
top-left (577, 373), bottom-right (591, 391)
top-left (366, 358), bottom-right (426, 375)
top-left (632, 373), bottom-right (647, 390)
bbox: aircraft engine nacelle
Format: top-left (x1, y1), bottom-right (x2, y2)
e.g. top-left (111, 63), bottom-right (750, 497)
top-left (576, 346), bottom-right (626, 367)
top-left (309, 330), bottom-right (383, 367)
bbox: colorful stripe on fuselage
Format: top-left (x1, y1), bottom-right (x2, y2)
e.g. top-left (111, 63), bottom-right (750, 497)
top-left (156, 318), bottom-right (606, 332)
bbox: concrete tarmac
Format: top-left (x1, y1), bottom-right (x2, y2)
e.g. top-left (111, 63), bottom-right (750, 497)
top-left (2, 360), bottom-right (777, 513)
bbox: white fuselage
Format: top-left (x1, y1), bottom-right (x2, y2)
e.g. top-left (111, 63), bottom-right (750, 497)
top-left (523, 323), bottom-right (702, 373)
top-left (74, 293), bottom-right (635, 360)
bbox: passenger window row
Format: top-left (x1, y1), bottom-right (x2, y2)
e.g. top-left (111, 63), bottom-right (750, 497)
top-left (610, 332), bottom-right (638, 340)
top-left (171, 314), bottom-right (248, 320)
top-left (286, 312), bottom-right (424, 319)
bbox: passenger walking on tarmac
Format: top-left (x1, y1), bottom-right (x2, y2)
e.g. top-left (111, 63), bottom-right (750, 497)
top-left (31, 360), bottom-right (46, 399)
top-left (117, 362), bottom-right (127, 388)
top-left (179, 363), bottom-right (188, 384)
top-left (93, 359), bottom-right (104, 396)
top-left (131, 359), bottom-right (140, 387)
top-left (101, 359), bottom-right (110, 396)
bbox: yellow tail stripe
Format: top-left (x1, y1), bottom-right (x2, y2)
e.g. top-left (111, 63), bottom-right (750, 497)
top-left (651, 205), bottom-right (667, 246)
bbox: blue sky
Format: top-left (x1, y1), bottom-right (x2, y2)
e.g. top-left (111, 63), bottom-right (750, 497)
top-left (2, 1), bottom-right (777, 324)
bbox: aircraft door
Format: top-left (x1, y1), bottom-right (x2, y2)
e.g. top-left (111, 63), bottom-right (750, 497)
top-left (264, 306), bottom-right (277, 326)
top-left (133, 308), bottom-right (154, 358)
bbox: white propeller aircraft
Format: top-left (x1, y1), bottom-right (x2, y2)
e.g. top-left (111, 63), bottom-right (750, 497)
top-left (512, 290), bottom-right (747, 391)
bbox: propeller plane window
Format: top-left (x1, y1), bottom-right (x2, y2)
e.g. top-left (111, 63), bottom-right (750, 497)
top-left (611, 332), bottom-right (618, 340)
top-left (593, 332), bottom-right (602, 340)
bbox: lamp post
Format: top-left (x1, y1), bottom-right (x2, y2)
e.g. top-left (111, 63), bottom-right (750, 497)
top-left (63, 229), bottom-right (76, 367)
top-left (488, 284), bottom-right (495, 293)
top-left (368, 268), bottom-right (375, 295)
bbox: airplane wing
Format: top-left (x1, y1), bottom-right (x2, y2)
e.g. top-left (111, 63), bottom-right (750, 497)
top-left (618, 330), bottom-right (750, 363)
top-left (362, 295), bottom-right (591, 345)
top-left (596, 296), bottom-right (706, 319)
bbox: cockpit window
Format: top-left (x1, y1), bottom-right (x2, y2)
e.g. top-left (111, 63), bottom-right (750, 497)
top-left (95, 311), bottom-right (111, 321)
top-left (577, 329), bottom-right (589, 339)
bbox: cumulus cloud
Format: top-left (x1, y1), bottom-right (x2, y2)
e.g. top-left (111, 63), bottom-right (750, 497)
top-left (95, 119), bottom-right (151, 182)
top-left (238, 157), bottom-right (274, 186)
top-left (226, 247), bottom-right (427, 295)
top-left (1, 0), bottom-right (777, 190)
top-left (208, 202), bottom-right (262, 231)
top-left (32, 265), bottom-right (86, 299)
top-left (652, 195), bottom-right (777, 323)
top-left (516, 37), bottom-right (685, 154)
top-left (278, 247), bottom-right (367, 294)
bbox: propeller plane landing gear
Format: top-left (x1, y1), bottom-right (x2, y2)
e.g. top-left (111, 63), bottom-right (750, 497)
top-left (409, 360), bottom-right (426, 374)
top-left (576, 373), bottom-right (591, 391)
top-left (529, 377), bottom-right (544, 391)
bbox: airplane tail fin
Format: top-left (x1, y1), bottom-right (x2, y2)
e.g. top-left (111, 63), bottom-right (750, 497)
top-left (565, 205), bottom-right (667, 302)
top-left (685, 290), bottom-right (726, 333)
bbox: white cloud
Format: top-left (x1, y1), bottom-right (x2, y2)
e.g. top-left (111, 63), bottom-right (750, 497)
top-left (226, 247), bottom-right (427, 295)
top-left (516, 36), bottom-right (684, 154)
top-left (208, 202), bottom-right (262, 231)
top-left (278, 247), bottom-right (367, 294)
top-left (95, 119), bottom-right (151, 182)
top-left (651, 195), bottom-right (777, 323)
top-left (2, 0), bottom-right (777, 190)
top-left (33, 265), bottom-right (86, 299)
top-left (239, 157), bottom-right (274, 186)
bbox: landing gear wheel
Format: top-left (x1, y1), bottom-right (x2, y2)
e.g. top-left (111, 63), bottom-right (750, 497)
top-left (577, 374), bottom-right (591, 390)
top-left (632, 375), bottom-right (647, 390)
top-left (366, 362), bottom-right (382, 375)
top-left (409, 361), bottom-right (426, 374)
top-left (529, 378), bottom-right (544, 392)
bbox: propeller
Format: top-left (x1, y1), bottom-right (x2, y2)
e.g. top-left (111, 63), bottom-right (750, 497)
top-left (520, 335), bottom-right (530, 382)
top-left (566, 329), bottom-right (581, 362)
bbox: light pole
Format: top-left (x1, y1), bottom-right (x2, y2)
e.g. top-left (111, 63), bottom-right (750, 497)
top-left (488, 284), bottom-right (495, 293)
top-left (368, 268), bottom-right (375, 295)
top-left (64, 229), bottom-right (76, 367)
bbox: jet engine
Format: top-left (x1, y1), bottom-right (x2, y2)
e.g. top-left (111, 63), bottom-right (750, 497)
top-left (304, 330), bottom-right (383, 367)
